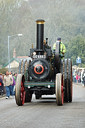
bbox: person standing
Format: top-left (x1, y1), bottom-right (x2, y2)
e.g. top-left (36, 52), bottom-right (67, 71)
top-left (76, 74), bottom-right (78, 83)
top-left (82, 72), bottom-right (85, 86)
top-left (0, 73), bottom-right (4, 95)
top-left (9, 72), bottom-right (14, 96)
top-left (13, 73), bottom-right (17, 82)
top-left (13, 73), bottom-right (17, 95)
top-left (3, 71), bottom-right (13, 99)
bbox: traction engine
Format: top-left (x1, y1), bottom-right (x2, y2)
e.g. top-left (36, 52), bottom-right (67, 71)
top-left (15, 19), bottom-right (73, 106)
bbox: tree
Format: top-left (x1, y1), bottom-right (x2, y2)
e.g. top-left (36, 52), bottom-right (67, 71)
top-left (66, 35), bottom-right (85, 67)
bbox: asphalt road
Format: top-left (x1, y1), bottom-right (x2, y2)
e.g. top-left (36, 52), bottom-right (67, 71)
top-left (0, 84), bottom-right (85, 128)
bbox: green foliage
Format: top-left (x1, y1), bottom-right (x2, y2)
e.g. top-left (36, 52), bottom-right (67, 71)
top-left (65, 35), bottom-right (85, 67)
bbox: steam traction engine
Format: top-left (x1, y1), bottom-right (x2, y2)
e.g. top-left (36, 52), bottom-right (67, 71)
top-left (15, 20), bottom-right (72, 106)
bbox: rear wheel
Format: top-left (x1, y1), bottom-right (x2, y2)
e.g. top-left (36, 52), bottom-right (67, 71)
top-left (15, 74), bottom-right (25, 106)
top-left (64, 59), bottom-right (72, 102)
top-left (55, 73), bottom-right (64, 105)
top-left (64, 59), bottom-right (68, 102)
top-left (68, 59), bottom-right (72, 102)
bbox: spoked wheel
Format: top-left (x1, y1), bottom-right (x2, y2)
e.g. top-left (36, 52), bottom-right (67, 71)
top-left (23, 60), bottom-right (32, 103)
top-left (15, 74), bottom-right (25, 106)
top-left (64, 59), bottom-right (73, 102)
top-left (55, 73), bottom-right (64, 106)
top-left (68, 59), bottom-right (72, 102)
top-left (64, 59), bottom-right (68, 102)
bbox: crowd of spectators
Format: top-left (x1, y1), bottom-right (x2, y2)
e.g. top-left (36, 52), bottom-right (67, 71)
top-left (73, 68), bottom-right (85, 86)
top-left (0, 71), bottom-right (17, 98)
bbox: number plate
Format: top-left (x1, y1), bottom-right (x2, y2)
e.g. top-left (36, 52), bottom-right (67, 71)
top-left (33, 55), bottom-right (46, 59)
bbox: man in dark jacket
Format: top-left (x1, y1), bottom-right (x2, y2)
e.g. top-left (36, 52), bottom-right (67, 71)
top-left (83, 73), bottom-right (85, 86)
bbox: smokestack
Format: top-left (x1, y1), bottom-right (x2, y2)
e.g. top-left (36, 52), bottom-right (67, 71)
top-left (36, 19), bottom-right (45, 51)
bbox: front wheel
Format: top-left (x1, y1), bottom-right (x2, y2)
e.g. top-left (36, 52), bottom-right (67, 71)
top-left (15, 74), bottom-right (25, 106)
top-left (55, 73), bottom-right (64, 106)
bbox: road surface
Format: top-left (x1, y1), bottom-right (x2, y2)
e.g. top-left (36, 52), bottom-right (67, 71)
top-left (0, 84), bottom-right (85, 128)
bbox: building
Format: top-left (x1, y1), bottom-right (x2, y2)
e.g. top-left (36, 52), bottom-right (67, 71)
top-left (3, 58), bottom-right (19, 72)
top-left (3, 48), bottom-right (32, 72)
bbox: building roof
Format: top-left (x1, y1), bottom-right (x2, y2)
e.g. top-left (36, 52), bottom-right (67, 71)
top-left (3, 56), bottom-right (32, 68)
top-left (3, 58), bottom-right (19, 68)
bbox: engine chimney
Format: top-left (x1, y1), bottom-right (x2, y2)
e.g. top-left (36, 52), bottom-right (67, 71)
top-left (36, 19), bottom-right (45, 54)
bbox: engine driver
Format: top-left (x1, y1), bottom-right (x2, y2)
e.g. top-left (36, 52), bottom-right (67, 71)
top-left (53, 37), bottom-right (66, 57)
